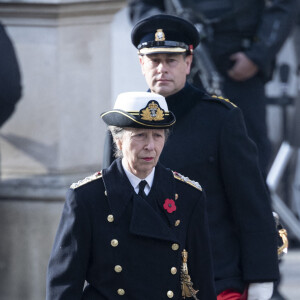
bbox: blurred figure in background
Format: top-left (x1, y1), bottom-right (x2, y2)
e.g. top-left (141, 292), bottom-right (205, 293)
top-left (127, 0), bottom-right (297, 178)
top-left (0, 21), bottom-right (22, 128)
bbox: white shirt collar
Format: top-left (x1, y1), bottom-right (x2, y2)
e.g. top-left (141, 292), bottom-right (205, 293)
top-left (122, 158), bottom-right (155, 195)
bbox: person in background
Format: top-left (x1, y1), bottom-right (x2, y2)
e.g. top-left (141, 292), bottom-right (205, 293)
top-left (127, 0), bottom-right (297, 179)
top-left (103, 14), bottom-right (280, 300)
top-left (0, 22), bottom-right (22, 128)
top-left (47, 91), bottom-right (216, 300)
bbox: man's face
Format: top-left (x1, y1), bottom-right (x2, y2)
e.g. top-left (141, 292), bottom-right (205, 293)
top-left (139, 53), bottom-right (193, 97)
top-left (117, 128), bottom-right (166, 179)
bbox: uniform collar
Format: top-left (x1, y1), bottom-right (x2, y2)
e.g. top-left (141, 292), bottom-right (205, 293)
top-left (164, 83), bottom-right (199, 121)
top-left (121, 158), bottom-right (155, 195)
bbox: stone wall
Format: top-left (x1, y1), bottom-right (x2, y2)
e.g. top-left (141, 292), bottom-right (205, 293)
top-left (0, 0), bottom-right (125, 199)
top-left (0, 1), bottom-right (125, 299)
top-left (0, 199), bottom-right (63, 300)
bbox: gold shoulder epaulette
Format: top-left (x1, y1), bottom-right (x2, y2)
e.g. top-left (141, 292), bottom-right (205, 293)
top-left (173, 171), bottom-right (202, 191)
top-left (70, 171), bottom-right (102, 189)
top-left (212, 94), bottom-right (237, 107)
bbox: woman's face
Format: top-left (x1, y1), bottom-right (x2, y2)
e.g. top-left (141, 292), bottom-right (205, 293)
top-left (117, 128), bottom-right (166, 179)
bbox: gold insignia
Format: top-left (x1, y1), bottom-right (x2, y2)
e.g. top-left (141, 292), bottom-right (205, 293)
top-left (278, 228), bottom-right (288, 258)
top-left (212, 95), bottom-right (237, 107)
top-left (155, 29), bottom-right (165, 41)
top-left (140, 101), bottom-right (165, 121)
top-left (181, 249), bottom-right (199, 299)
top-left (70, 171), bottom-right (102, 189)
top-left (173, 171), bottom-right (202, 191)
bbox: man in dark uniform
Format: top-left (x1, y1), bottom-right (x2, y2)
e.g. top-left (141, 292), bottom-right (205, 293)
top-left (103, 15), bottom-right (280, 300)
top-left (46, 92), bottom-right (216, 299)
top-left (127, 0), bottom-right (297, 178)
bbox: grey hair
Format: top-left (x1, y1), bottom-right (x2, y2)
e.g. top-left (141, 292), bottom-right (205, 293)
top-left (108, 126), bottom-right (171, 158)
top-left (108, 126), bottom-right (126, 158)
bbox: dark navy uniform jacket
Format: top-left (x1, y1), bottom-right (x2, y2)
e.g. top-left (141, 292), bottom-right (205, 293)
top-left (103, 83), bottom-right (280, 294)
top-left (46, 158), bottom-right (216, 300)
top-left (160, 84), bottom-right (279, 293)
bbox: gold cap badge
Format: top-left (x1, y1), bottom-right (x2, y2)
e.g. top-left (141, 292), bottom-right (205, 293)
top-left (140, 101), bottom-right (165, 121)
top-left (155, 29), bottom-right (165, 41)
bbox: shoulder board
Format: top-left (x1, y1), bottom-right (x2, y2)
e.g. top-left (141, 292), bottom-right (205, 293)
top-left (210, 95), bottom-right (237, 108)
top-left (172, 171), bottom-right (202, 191)
top-left (70, 171), bottom-right (102, 189)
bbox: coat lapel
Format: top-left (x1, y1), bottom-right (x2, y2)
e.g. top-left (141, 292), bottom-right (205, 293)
top-left (130, 193), bottom-right (178, 242)
top-left (102, 159), bottom-right (179, 242)
top-left (154, 163), bottom-right (178, 228)
top-left (102, 159), bottom-right (134, 220)
top-left (130, 163), bottom-right (179, 242)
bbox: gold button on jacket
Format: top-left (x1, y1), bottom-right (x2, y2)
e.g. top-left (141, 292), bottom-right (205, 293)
top-left (111, 239), bottom-right (119, 247)
top-left (117, 288), bottom-right (125, 295)
top-left (167, 290), bottom-right (174, 298)
top-left (114, 265), bottom-right (122, 273)
top-left (107, 214), bottom-right (114, 222)
top-left (171, 243), bottom-right (179, 251)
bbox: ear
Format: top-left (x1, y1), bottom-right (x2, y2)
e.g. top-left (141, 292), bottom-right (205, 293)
top-left (139, 55), bottom-right (146, 75)
top-left (116, 139), bottom-right (122, 151)
top-left (185, 55), bottom-right (193, 75)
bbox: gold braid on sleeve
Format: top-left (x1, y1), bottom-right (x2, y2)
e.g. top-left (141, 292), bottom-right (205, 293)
top-left (278, 228), bottom-right (288, 258)
top-left (181, 249), bottom-right (199, 300)
top-left (273, 212), bottom-right (288, 259)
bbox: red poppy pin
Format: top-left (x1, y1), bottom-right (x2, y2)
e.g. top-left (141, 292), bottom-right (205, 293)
top-left (163, 198), bottom-right (176, 213)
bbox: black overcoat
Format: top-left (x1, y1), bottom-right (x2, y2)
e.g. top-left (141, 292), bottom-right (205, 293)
top-left (46, 158), bottom-right (216, 300)
top-left (159, 84), bottom-right (279, 293)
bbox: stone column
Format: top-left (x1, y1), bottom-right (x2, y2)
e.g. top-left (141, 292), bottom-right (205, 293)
top-left (0, 2), bottom-right (125, 299)
top-left (0, 0), bottom-right (125, 199)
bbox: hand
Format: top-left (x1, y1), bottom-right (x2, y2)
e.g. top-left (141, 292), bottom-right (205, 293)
top-left (247, 282), bottom-right (274, 300)
top-left (227, 52), bottom-right (259, 81)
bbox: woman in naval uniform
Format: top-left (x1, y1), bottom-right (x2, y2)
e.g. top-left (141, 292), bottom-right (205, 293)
top-left (46, 92), bottom-right (216, 300)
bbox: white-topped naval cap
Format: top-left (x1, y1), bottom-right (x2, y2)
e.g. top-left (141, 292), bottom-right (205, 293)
top-left (101, 91), bottom-right (176, 128)
top-left (113, 92), bottom-right (169, 112)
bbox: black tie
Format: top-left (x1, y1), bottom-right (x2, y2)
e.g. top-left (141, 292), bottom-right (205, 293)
top-left (138, 180), bottom-right (147, 199)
